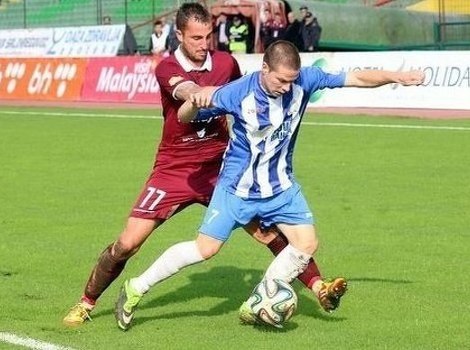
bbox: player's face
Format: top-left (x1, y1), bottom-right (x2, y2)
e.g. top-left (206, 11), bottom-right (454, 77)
top-left (261, 62), bottom-right (299, 97)
top-left (177, 19), bottom-right (213, 65)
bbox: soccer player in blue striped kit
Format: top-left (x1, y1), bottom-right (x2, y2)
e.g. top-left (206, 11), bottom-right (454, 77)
top-left (115, 40), bottom-right (425, 328)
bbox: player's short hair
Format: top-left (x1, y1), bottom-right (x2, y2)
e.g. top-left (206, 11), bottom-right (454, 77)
top-left (263, 40), bottom-right (301, 71)
top-left (176, 2), bottom-right (211, 31)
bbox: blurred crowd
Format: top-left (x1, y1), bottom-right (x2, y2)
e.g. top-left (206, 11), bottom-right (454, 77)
top-left (214, 6), bottom-right (322, 53)
top-left (148, 5), bottom-right (322, 56)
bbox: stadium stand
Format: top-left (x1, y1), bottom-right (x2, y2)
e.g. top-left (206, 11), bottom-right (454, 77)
top-left (0, 0), bottom-right (186, 53)
top-left (0, 0), bottom-right (178, 29)
top-left (0, 0), bottom-right (469, 51)
top-left (288, 0), bottom-right (470, 49)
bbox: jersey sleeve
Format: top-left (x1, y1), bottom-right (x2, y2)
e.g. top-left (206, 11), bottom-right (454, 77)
top-left (194, 106), bottom-right (228, 121)
top-left (194, 56), bottom-right (241, 120)
top-left (155, 60), bottom-right (192, 99)
top-left (300, 66), bottom-right (346, 95)
top-left (211, 83), bottom-right (239, 114)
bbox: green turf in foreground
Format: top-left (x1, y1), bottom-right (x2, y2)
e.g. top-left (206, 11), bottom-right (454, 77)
top-left (0, 107), bottom-right (469, 349)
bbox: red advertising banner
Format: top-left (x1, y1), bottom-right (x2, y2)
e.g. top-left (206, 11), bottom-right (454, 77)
top-left (82, 56), bottom-right (162, 103)
top-left (0, 58), bottom-right (87, 101)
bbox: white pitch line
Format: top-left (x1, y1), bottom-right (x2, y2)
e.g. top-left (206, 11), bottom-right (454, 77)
top-left (0, 332), bottom-right (76, 350)
top-left (0, 110), bottom-right (160, 120)
top-left (1, 110), bottom-right (470, 131)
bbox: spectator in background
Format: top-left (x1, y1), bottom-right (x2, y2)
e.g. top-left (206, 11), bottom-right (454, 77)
top-left (102, 16), bottom-right (138, 56)
top-left (165, 16), bottom-right (179, 55)
top-left (160, 16), bottom-right (171, 37)
top-left (301, 12), bottom-right (322, 52)
top-left (149, 20), bottom-right (168, 56)
top-left (270, 12), bottom-right (286, 44)
top-left (228, 15), bottom-right (248, 54)
top-left (102, 15), bottom-right (112, 25)
top-left (245, 17), bottom-right (255, 53)
top-left (299, 5), bottom-right (309, 24)
top-left (214, 14), bottom-right (230, 52)
top-left (283, 11), bottom-right (303, 51)
top-left (311, 17), bottom-right (322, 51)
top-left (260, 8), bottom-right (273, 50)
top-left (123, 24), bottom-right (140, 55)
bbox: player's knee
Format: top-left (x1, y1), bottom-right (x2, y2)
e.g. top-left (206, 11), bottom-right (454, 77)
top-left (195, 236), bottom-right (223, 259)
top-left (303, 235), bottom-right (319, 255)
top-left (294, 234), bottom-right (318, 255)
top-left (197, 244), bottom-right (220, 259)
top-left (115, 217), bottom-right (158, 259)
top-left (112, 239), bottom-right (138, 260)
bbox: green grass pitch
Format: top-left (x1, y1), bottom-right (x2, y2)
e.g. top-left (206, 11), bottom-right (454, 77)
top-left (1, 106), bottom-right (469, 349)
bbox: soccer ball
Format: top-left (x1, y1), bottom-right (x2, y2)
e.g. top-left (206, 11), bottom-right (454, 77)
top-left (246, 278), bottom-right (298, 328)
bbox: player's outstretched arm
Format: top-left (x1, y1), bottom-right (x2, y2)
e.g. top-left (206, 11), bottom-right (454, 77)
top-left (344, 69), bottom-right (425, 88)
top-left (178, 99), bottom-right (200, 123)
top-left (174, 81), bottom-right (202, 101)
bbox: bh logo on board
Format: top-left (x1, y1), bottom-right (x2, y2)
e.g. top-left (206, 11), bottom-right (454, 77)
top-left (0, 62), bottom-right (27, 93)
top-left (309, 57), bottom-right (328, 104)
top-left (28, 63), bottom-right (77, 97)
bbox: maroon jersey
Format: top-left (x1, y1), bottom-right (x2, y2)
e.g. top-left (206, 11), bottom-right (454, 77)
top-left (130, 49), bottom-right (241, 220)
top-left (154, 49), bottom-right (241, 169)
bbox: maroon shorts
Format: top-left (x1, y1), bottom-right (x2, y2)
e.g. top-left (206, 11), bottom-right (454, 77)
top-left (130, 160), bottom-right (221, 220)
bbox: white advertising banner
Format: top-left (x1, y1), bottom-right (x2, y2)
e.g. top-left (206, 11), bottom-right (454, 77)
top-left (0, 25), bottom-right (126, 57)
top-left (233, 51), bottom-right (470, 110)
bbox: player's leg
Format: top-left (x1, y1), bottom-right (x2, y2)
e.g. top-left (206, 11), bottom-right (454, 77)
top-left (63, 217), bottom-right (161, 327)
top-left (244, 218), bottom-right (346, 312)
top-left (243, 221), bottom-right (323, 290)
top-left (63, 171), bottom-right (187, 327)
top-left (270, 225), bottom-right (346, 312)
top-left (239, 184), bottom-right (347, 323)
top-left (125, 233), bottom-right (223, 296)
top-left (272, 223), bottom-right (347, 313)
top-left (115, 234), bottom-right (222, 331)
top-left (264, 223), bottom-right (318, 281)
top-left (239, 223), bottom-right (315, 324)
top-left (268, 185), bottom-right (347, 312)
top-left (115, 185), bottom-right (239, 330)
top-left (83, 217), bottom-right (161, 303)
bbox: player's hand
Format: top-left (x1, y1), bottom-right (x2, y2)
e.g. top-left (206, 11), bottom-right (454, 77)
top-left (397, 70), bottom-right (425, 86)
top-left (189, 86), bottom-right (217, 108)
top-left (189, 92), bottom-right (211, 108)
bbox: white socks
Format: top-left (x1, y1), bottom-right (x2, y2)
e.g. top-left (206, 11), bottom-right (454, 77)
top-left (130, 241), bottom-right (204, 294)
top-left (129, 242), bottom-right (310, 295)
top-left (263, 244), bottom-right (311, 283)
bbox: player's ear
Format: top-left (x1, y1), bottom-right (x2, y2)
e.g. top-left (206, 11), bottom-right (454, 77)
top-left (176, 29), bottom-right (183, 43)
top-left (262, 62), bottom-right (270, 75)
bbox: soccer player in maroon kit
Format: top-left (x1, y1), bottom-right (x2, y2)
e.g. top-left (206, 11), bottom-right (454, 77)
top-left (63, 3), bottom-right (346, 327)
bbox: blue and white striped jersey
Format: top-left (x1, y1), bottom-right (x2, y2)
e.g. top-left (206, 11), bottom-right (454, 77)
top-left (202, 66), bottom-right (345, 199)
